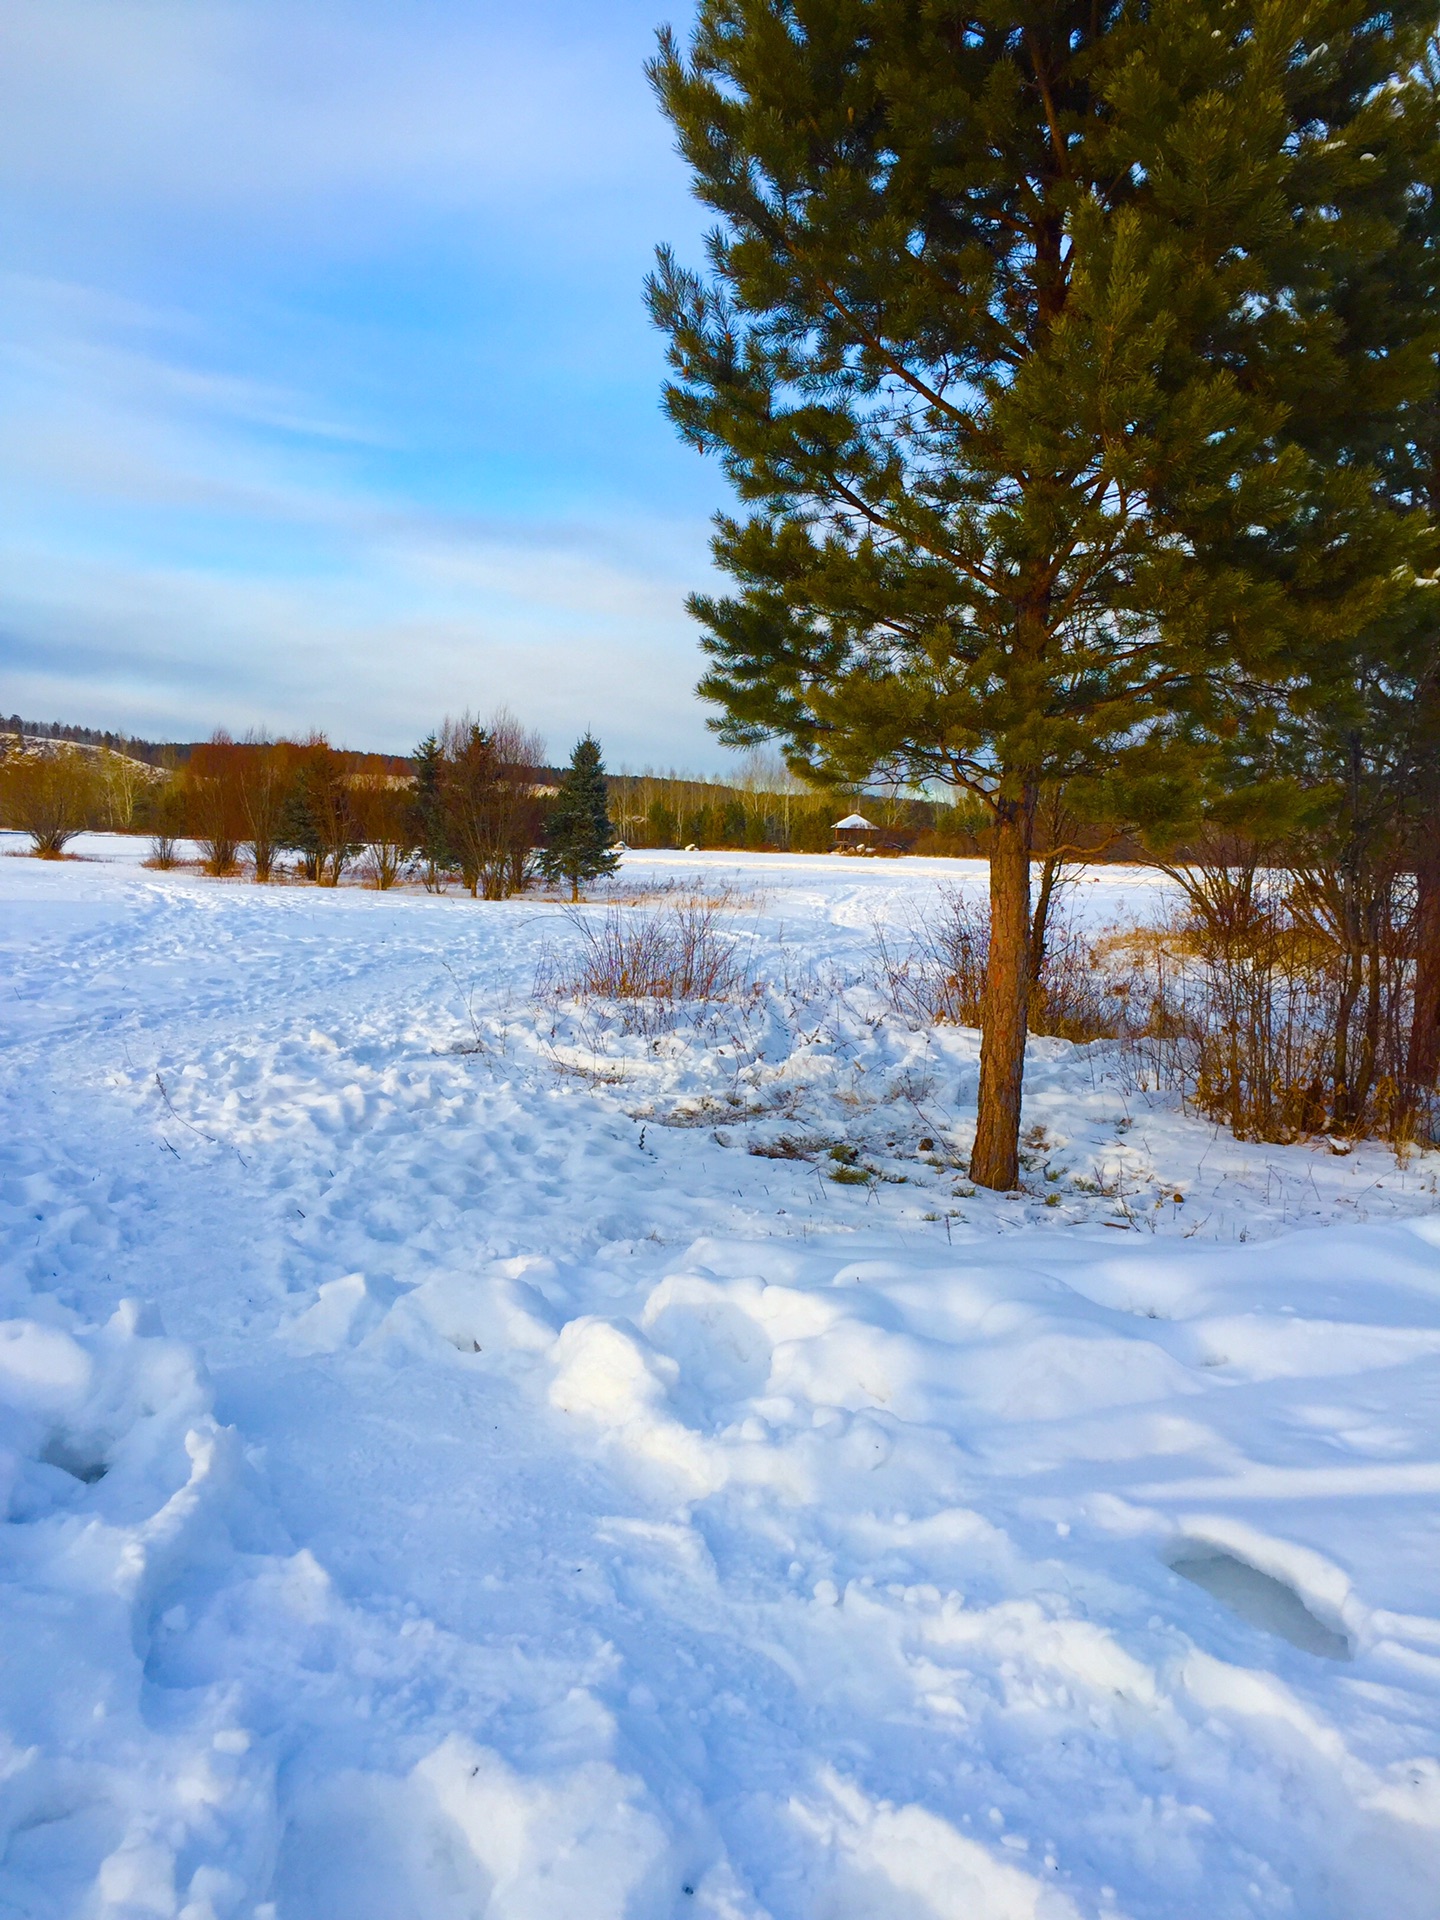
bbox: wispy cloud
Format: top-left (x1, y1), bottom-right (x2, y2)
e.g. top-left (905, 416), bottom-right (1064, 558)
top-left (0, 537), bottom-right (717, 767)
top-left (0, 2), bottom-right (678, 229)
top-left (0, 2), bottom-right (732, 766)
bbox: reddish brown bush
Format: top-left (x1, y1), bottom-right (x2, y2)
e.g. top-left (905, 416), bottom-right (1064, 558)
top-left (184, 737), bottom-right (247, 876)
top-left (350, 774), bottom-right (416, 889)
top-left (0, 746), bottom-right (100, 856)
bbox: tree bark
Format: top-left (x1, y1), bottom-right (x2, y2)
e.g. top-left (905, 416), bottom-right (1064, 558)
top-left (971, 786), bottom-right (1037, 1190)
top-left (1028, 850), bottom-right (1062, 988)
top-left (1332, 949), bottom-right (1360, 1129)
top-left (1408, 832), bottom-right (1440, 1091)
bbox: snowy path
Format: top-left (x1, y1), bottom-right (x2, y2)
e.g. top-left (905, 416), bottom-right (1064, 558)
top-left (2, 839), bottom-right (1440, 1919)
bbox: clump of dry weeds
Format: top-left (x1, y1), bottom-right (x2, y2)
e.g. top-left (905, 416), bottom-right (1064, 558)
top-left (536, 888), bottom-right (759, 1033)
top-left (871, 884), bottom-right (1125, 1041)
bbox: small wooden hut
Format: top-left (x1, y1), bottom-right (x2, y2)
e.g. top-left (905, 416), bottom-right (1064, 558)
top-left (833, 812), bottom-right (877, 849)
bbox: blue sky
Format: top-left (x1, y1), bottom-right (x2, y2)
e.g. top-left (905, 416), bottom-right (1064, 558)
top-left (0, 0), bottom-right (734, 767)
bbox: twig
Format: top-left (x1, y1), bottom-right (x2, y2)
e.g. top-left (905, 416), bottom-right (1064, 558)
top-left (440, 958), bottom-right (486, 1053)
top-left (154, 1072), bottom-right (248, 1168)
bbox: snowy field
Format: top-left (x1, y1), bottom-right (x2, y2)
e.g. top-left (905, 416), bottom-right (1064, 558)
top-left (3, 834), bottom-right (1440, 1920)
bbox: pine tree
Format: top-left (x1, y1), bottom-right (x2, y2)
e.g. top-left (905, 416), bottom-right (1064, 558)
top-left (648, 0), bottom-right (1437, 1187)
top-left (278, 739), bottom-right (355, 886)
top-left (1358, 50), bottom-right (1440, 1104)
top-left (277, 777), bottom-right (323, 883)
top-left (1162, 41), bottom-right (1440, 1119)
top-left (542, 735), bottom-right (620, 900)
top-left (411, 734), bottom-right (451, 891)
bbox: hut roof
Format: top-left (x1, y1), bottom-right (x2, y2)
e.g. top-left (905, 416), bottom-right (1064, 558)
top-left (833, 813), bottom-right (874, 830)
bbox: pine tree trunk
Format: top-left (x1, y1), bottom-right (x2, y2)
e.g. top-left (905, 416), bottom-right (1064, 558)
top-left (1332, 948), bottom-right (1360, 1130)
top-left (1408, 832), bottom-right (1440, 1092)
top-left (971, 786), bottom-right (1036, 1190)
top-left (1331, 858), bottom-right (1363, 1131)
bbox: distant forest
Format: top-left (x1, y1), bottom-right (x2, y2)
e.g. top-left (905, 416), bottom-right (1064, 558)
top-left (4, 715), bottom-right (196, 766)
top-left (2, 715), bottom-right (1137, 858)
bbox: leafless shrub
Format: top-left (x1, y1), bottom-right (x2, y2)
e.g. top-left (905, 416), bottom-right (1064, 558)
top-left (1120, 857), bottom-right (1417, 1145)
top-left (0, 745), bottom-right (100, 856)
top-left (145, 780), bottom-right (187, 869)
top-left (237, 738), bottom-right (289, 882)
top-left (349, 773), bottom-right (416, 890)
top-left (537, 891), bottom-right (756, 1032)
top-left (1115, 898), bottom-right (1330, 1140)
top-left (873, 883), bottom-right (1122, 1041)
top-left (1028, 911), bottom-right (1128, 1041)
top-left (489, 709), bottom-right (546, 898)
top-left (1287, 853), bottom-right (1414, 1137)
top-left (872, 885), bottom-right (989, 1027)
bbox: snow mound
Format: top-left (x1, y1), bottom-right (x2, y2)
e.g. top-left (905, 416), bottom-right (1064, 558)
top-left (277, 1736), bottom-right (669, 1920)
top-left (0, 1299), bottom-right (277, 1918)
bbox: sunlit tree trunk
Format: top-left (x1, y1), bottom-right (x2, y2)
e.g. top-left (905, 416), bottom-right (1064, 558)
top-left (972, 783), bottom-right (1037, 1190)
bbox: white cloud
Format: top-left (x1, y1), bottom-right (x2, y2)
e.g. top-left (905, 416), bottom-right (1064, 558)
top-left (0, 280), bottom-right (714, 758)
top-left (0, 542), bottom-right (720, 766)
top-left (0, 1), bottom-right (682, 237)
top-left (0, 1), bottom-right (730, 767)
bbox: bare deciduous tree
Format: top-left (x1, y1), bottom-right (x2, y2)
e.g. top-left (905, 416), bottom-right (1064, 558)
top-left (237, 738), bottom-right (289, 883)
top-left (185, 736), bottom-right (247, 876)
top-left (438, 711), bottom-right (544, 899)
top-left (350, 773), bottom-right (416, 890)
top-left (0, 745), bottom-right (99, 856)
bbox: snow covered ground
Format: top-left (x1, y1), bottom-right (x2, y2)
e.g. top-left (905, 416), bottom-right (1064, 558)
top-left (2, 834), bottom-right (1440, 1920)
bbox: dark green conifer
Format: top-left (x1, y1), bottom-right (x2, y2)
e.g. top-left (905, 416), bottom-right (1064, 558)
top-left (411, 734), bottom-right (451, 891)
top-left (648, 0), bottom-right (1438, 1186)
top-left (542, 735), bottom-right (620, 900)
top-left (278, 776), bottom-right (323, 883)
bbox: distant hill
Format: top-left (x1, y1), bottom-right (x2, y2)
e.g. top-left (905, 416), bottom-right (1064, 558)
top-left (4, 716), bottom-right (202, 767)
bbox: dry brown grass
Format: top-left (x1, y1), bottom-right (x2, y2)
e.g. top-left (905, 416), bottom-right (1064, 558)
top-left (590, 878), bottom-right (765, 912)
top-left (872, 864), bottom-right (1427, 1148)
top-left (536, 889), bottom-right (758, 1032)
top-left (873, 885), bottom-right (1124, 1042)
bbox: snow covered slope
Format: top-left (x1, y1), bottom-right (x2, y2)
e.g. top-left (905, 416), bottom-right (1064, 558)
top-left (2, 836), bottom-right (1439, 1920)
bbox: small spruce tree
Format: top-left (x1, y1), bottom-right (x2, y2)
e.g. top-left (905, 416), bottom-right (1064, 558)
top-left (411, 734), bottom-right (452, 890)
top-left (543, 735), bottom-right (620, 900)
